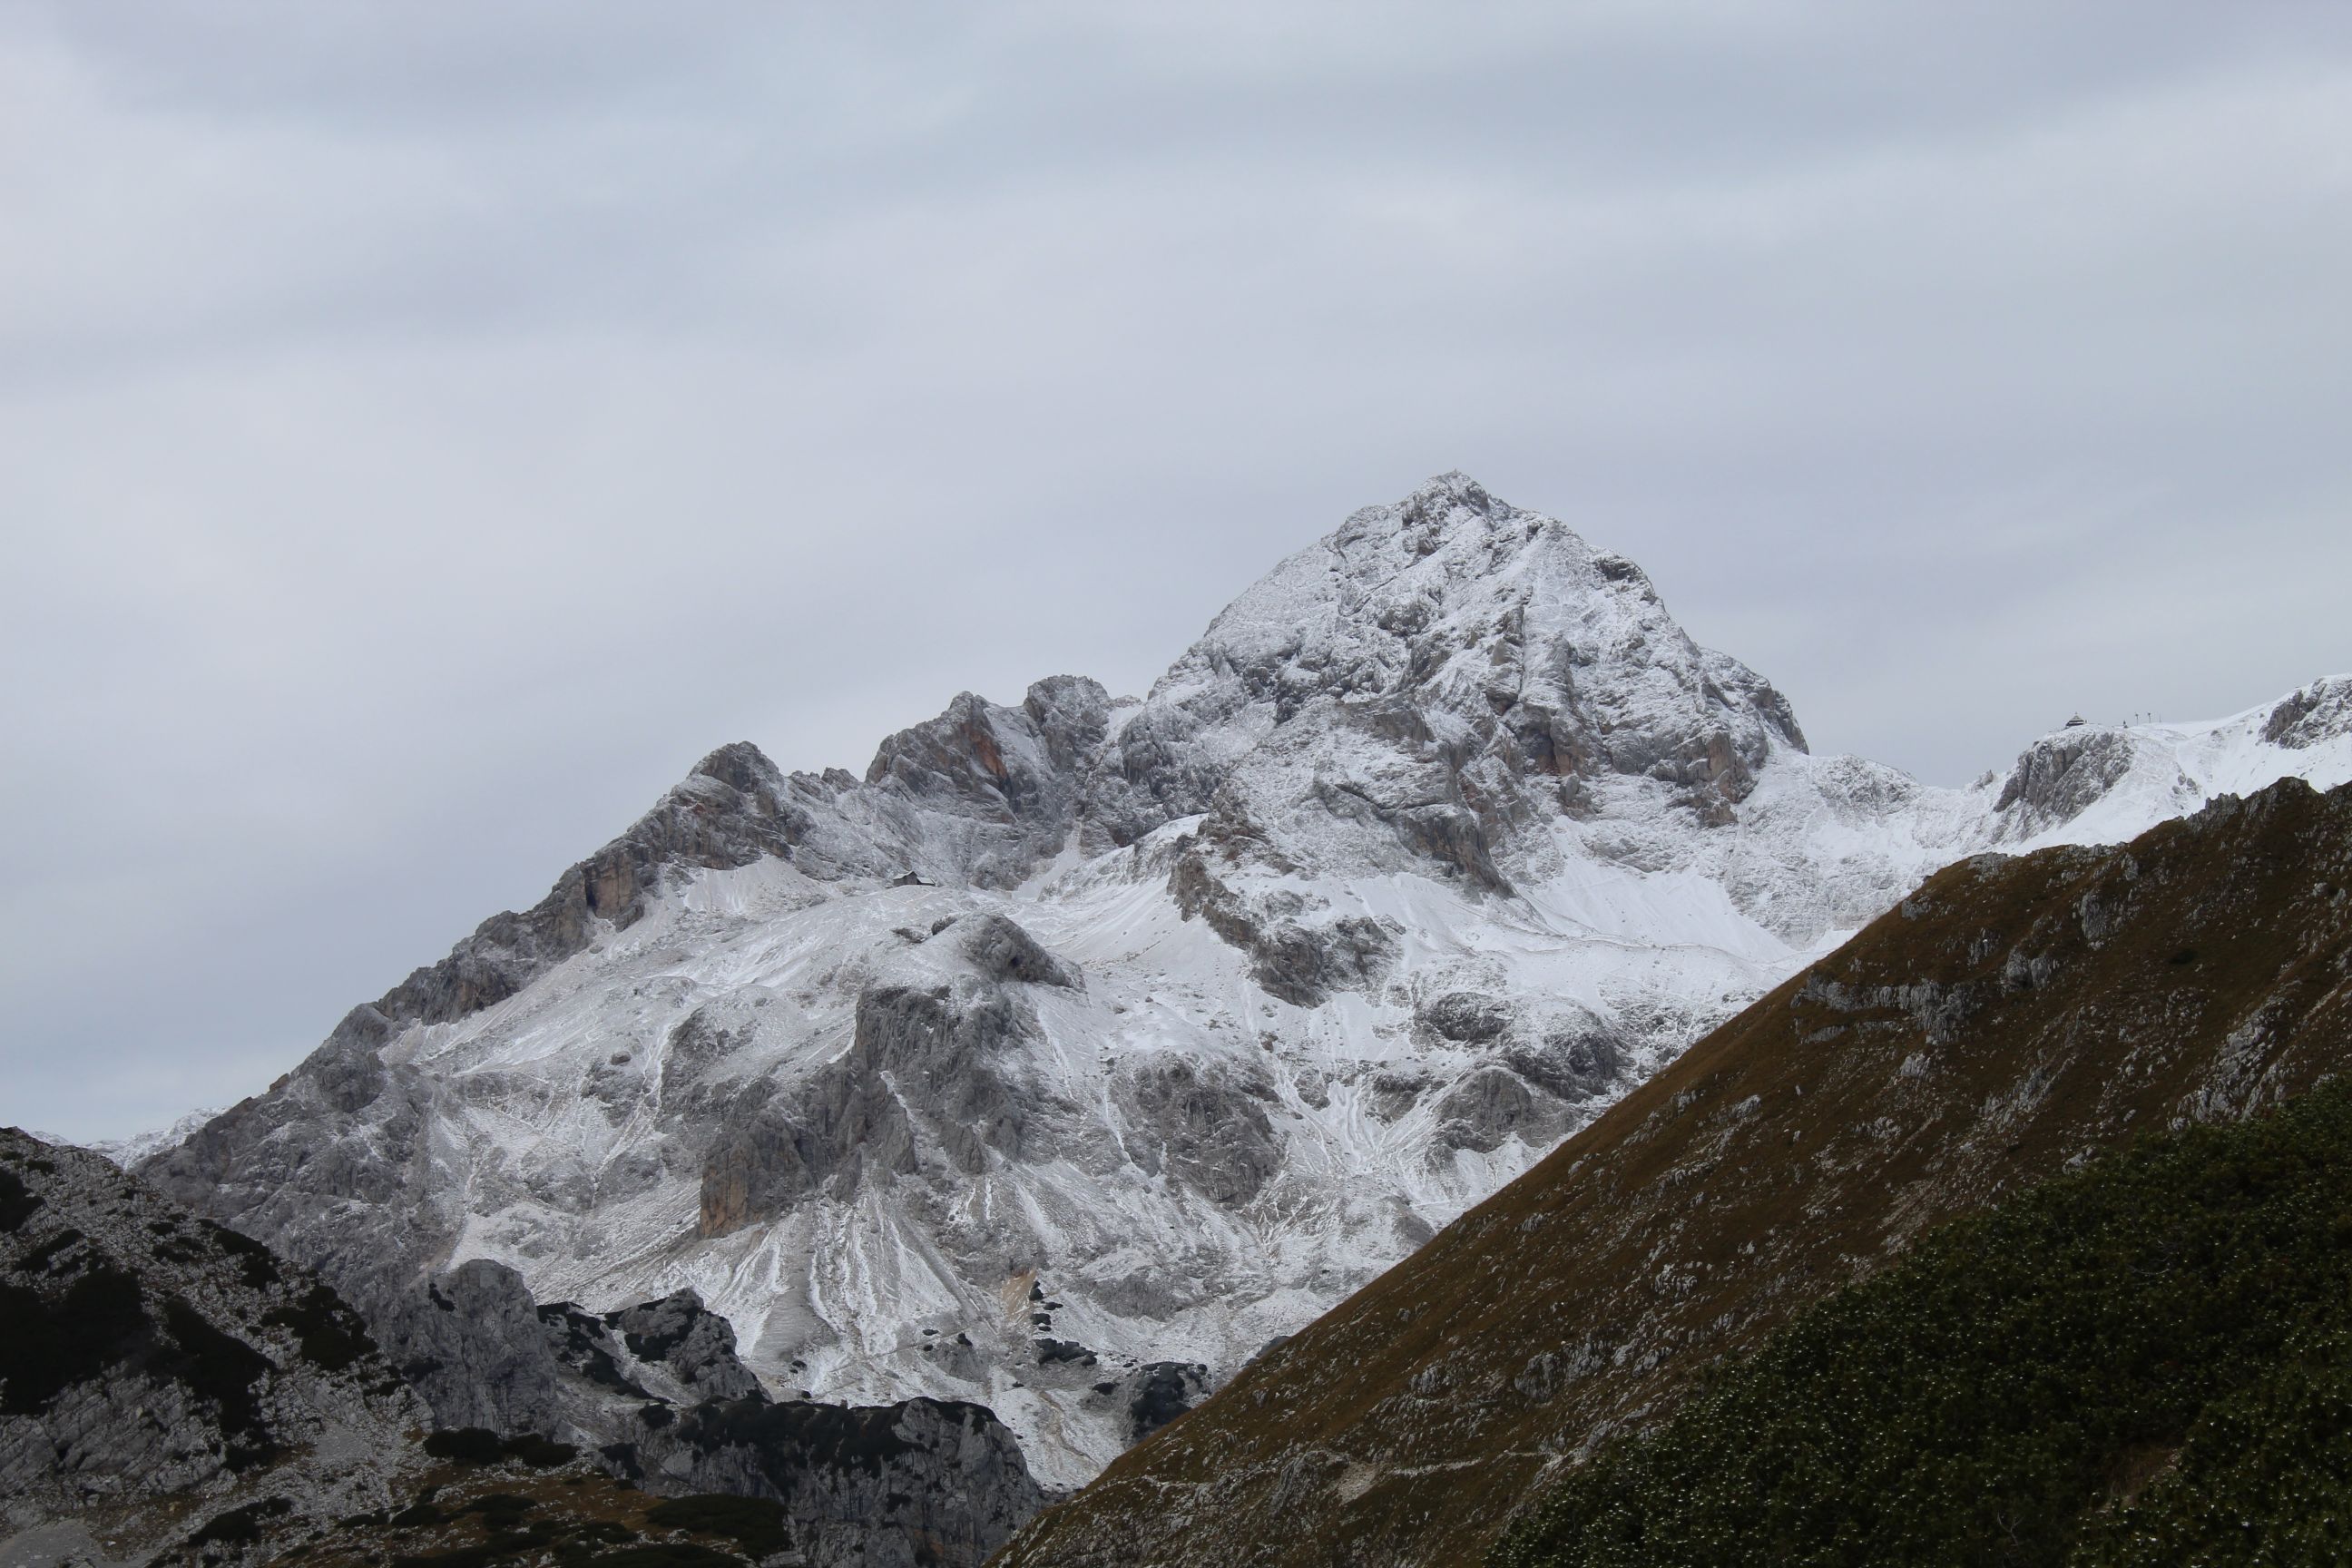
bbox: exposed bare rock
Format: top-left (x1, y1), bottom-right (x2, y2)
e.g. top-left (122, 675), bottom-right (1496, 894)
top-left (696, 1014), bottom-right (921, 1239)
top-left (1123, 1362), bottom-right (1210, 1444)
top-left (612, 1289), bottom-right (769, 1404)
top-left (1499, 1011), bottom-right (1631, 1102)
top-left (400, 1261), bottom-right (570, 1435)
top-left (1085, 473), bottom-right (1806, 885)
top-left (368, 1255), bottom-right (1044, 1567)
top-left (959, 913), bottom-right (1083, 989)
top-left (1168, 837), bottom-right (1401, 1005)
top-left (651, 1396), bottom-right (1042, 1568)
top-left (1994, 726), bottom-right (2145, 832)
top-left (0, 1130), bottom-right (425, 1568)
top-left (2264, 674), bottom-right (2352, 749)
top-left (853, 979), bottom-right (1041, 1174)
top-left (1367, 1070), bottom-right (1431, 1123)
top-left (866, 677), bottom-right (1113, 887)
top-left (1419, 991), bottom-right (1511, 1044)
top-left (1430, 1065), bottom-right (1568, 1155)
top-left (1114, 1058), bottom-right (1281, 1208)
top-left (380, 740), bottom-right (817, 1030)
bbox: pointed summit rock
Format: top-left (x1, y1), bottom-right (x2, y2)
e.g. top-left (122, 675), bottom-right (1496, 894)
top-left (1090, 474), bottom-right (1820, 1003)
top-left (1085, 473), bottom-right (1804, 863)
top-left (864, 677), bottom-right (1113, 887)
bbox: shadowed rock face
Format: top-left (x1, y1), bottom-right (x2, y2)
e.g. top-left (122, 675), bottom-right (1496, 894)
top-left (696, 1017), bottom-right (921, 1239)
top-left (0, 1130), bottom-right (425, 1568)
top-left (381, 1259), bottom-right (573, 1435)
top-left (1125, 1362), bottom-right (1210, 1445)
top-left (1994, 727), bottom-right (2142, 829)
top-left (866, 677), bottom-right (1114, 887)
top-left (2265, 675), bottom-right (2352, 750)
top-left (140, 1014), bottom-right (452, 1402)
top-left (996, 778), bottom-right (2352, 1568)
top-left (0, 1152), bottom-right (1042, 1568)
top-left (960, 912), bottom-right (1085, 989)
top-left (698, 953), bottom-right (1073, 1237)
top-left (613, 1289), bottom-right (767, 1400)
top-left (1168, 829), bottom-right (1404, 1006)
top-left (1420, 991), bottom-right (1511, 1044)
top-left (1500, 1018), bottom-right (1628, 1102)
top-left (1431, 1065), bottom-right (1566, 1156)
top-left (368, 1258), bottom-right (1044, 1568)
top-left (661, 1396), bottom-right (1041, 1568)
top-left (856, 981), bottom-right (1044, 1174)
top-left (1114, 1059), bottom-right (1282, 1209)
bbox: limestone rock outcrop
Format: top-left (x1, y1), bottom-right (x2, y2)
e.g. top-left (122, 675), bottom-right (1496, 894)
top-left (368, 1257), bottom-right (1043, 1567)
top-left (0, 1129), bottom-right (425, 1567)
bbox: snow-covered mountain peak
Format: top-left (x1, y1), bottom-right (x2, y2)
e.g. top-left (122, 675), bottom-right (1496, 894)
top-left (1076, 477), bottom-right (1825, 1009)
top-left (1086, 475), bottom-right (1803, 874)
top-left (139, 473), bottom-right (2352, 1494)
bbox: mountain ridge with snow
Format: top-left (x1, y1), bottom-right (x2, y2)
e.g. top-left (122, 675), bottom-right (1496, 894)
top-left (138, 474), bottom-right (2352, 1487)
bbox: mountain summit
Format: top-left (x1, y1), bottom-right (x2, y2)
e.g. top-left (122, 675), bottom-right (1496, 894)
top-left (142, 477), bottom-right (2352, 1488)
top-left (1086, 470), bottom-right (1805, 857)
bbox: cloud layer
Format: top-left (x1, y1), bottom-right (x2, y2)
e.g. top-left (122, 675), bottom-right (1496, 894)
top-left (5, 2), bottom-right (2349, 1139)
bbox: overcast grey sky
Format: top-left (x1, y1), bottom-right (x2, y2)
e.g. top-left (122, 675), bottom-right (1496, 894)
top-left (5, 2), bottom-right (2349, 1142)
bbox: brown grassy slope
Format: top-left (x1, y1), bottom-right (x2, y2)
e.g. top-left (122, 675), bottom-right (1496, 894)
top-left (995, 777), bottom-right (2352, 1568)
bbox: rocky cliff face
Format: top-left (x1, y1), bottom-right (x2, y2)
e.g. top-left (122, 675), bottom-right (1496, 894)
top-left (997, 776), bottom-right (2352, 1568)
top-left (137, 475), bottom-right (2352, 1491)
top-left (377, 1259), bottom-right (1042, 1568)
top-left (0, 1129), bottom-right (1038, 1568)
top-left (864, 677), bottom-right (1117, 887)
top-left (0, 1129), bottom-right (426, 1567)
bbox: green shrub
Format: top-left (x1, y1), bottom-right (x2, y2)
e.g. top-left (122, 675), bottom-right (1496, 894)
top-left (1493, 1078), bottom-right (2352, 1568)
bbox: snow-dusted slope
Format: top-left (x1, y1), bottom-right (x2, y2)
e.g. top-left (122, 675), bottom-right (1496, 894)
top-left (143, 475), bottom-right (2352, 1487)
top-left (83, 1106), bottom-right (227, 1170)
top-left (1987, 688), bottom-right (2352, 849)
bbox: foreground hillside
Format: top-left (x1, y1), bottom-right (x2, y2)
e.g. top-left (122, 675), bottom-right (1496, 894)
top-left (1497, 1074), bottom-right (2352, 1567)
top-left (0, 1130), bottom-right (425, 1565)
top-left (996, 775), bottom-right (2352, 1568)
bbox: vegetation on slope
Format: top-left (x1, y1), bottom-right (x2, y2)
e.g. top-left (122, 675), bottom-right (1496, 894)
top-left (1000, 779), bottom-right (2352, 1568)
top-left (1494, 1076), bottom-right (2352, 1568)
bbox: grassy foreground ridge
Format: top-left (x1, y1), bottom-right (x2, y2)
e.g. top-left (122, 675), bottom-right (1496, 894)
top-left (1494, 1075), bottom-right (2352, 1567)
